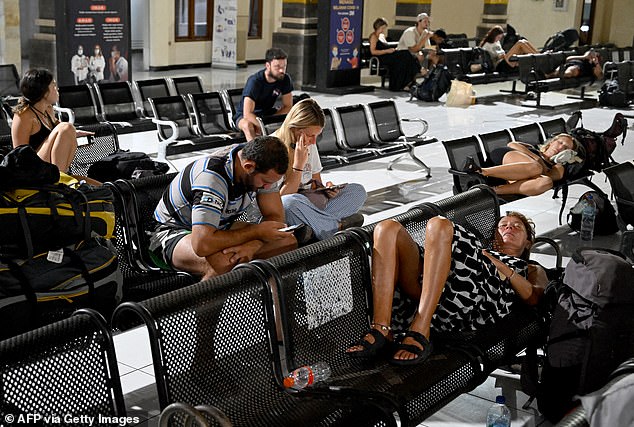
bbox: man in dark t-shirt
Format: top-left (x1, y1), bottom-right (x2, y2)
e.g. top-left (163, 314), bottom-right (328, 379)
top-left (234, 48), bottom-right (294, 141)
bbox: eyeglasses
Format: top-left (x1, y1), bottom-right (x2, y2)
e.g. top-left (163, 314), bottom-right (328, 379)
top-left (497, 221), bottom-right (525, 231)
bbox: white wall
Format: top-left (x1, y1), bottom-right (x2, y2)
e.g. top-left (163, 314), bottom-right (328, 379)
top-left (431, 0), bottom-right (483, 37)
top-left (507, 0), bottom-right (580, 49)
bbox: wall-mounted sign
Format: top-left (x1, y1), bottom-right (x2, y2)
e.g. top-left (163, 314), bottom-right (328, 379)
top-left (55, 0), bottom-right (131, 86)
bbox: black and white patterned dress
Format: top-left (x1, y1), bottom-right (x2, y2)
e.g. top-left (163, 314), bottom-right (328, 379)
top-left (391, 223), bottom-right (528, 333)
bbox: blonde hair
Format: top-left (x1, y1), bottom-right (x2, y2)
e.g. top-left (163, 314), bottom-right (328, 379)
top-left (539, 133), bottom-right (577, 154)
top-left (272, 98), bottom-right (325, 178)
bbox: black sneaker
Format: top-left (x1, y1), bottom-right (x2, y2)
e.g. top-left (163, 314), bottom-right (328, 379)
top-left (461, 156), bottom-right (481, 174)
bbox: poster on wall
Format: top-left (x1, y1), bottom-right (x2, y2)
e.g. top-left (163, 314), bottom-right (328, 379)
top-left (328, 0), bottom-right (362, 71)
top-left (55, 0), bottom-right (131, 87)
top-left (211, 0), bottom-right (238, 69)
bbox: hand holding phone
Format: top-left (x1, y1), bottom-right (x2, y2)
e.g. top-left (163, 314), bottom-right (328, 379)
top-left (314, 183), bottom-right (347, 192)
top-left (278, 224), bottom-right (304, 232)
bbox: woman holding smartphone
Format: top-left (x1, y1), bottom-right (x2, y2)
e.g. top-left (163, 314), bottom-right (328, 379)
top-left (272, 99), bottom-right (367, 240)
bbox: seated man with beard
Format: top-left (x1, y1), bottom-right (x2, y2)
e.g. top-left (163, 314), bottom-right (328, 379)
top-left (234, 48), bottom-right (294, 141)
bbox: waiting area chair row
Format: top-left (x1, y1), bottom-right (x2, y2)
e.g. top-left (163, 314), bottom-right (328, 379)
top-left (54, 76), bottom-right (227, 133)
top-left (0, 184), bottom-right (557, 426)
top-left (442, 115), bottom-right (606, 223)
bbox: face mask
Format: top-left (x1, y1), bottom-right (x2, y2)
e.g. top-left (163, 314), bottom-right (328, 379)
top-left (78, 49), bottom-right (83, 55)
top-left (95, 49), bottom-right (100, 54)
top-left (111, 52), bottom-right (116, 58)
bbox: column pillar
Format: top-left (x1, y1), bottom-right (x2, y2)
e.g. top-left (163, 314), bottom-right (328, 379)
top-left (0, 0), bottom-right (22, 71)
top-left (389, 0), bottom-right (430, 41)
top-left (476, 0), bottom-right (508, 39)
top-left (27, 1), bottom-right (56, 73)
top-left (272, 0), bottom-right (318, 88)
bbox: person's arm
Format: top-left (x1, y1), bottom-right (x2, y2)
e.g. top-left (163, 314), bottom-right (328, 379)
top-left (276, 92), bottom-right (292, 115)
top-left (257, 191), bottom-right (286, 223)
top-left (412, 30), bottom-right (431, 53)
top-left (482, 250), bottom-right (547, 305)
top-left (369, 34), bottom-right (394, 56)
top-left (241, 96), bottom-right (261, 128)
top-left (280, 133), bottom-right (310, 195)
top-left (190, 220), bottom-right (287, 259)
top-left (10, 111), bottom-right (33, 148)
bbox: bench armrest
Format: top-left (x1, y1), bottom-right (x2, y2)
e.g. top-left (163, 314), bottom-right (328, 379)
top-left (152, 118), bottom-right (180, 162)
top-left (54, 106), bottom-right (75, 124)
top-left (402, 118), bottom-right (429, 138)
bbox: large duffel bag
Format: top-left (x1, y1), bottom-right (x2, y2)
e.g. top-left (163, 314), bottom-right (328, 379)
top-left (0, 236), bottom-right (123, 339)
top-left (0, 173), bottom-right (115, 258)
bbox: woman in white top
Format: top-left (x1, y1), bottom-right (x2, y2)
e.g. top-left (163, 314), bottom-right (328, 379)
top-left (480, 25), bottom-right (539, 73)
top-left (273, 99), bottom-right (367, 240)
top-left (88, 44), bottom-right (106, 82)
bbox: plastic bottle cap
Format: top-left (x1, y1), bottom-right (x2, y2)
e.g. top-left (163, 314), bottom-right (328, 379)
top-left (283, 377), bottom-right (294, 388)
top-left (495, 395), bottom-right (506, 404)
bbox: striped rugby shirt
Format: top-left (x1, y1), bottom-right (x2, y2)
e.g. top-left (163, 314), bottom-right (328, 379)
top-left (154, 144), bottom-right (277, 230)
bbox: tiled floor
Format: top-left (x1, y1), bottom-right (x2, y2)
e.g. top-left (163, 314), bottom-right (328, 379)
top-left (112, 55), bottom-right (633, 426)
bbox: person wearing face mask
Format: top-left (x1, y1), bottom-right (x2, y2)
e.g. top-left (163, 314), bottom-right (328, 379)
top-left (346, 211), bottom-right (547, 365)
top-left (88, 44), bottom-right (106, 83)
top-left (273, 99), bottom-right (367, 240)
top-left (70, 45), bottom-right (89, 84)
top-left (108, 44), bottom-right (129, 82)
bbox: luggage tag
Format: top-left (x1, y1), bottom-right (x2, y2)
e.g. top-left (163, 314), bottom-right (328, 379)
top-left (47, 249), bottom-right (65, 264)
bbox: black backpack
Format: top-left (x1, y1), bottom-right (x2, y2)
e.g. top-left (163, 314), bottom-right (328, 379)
top-left (599, 79), bottom-right (630, 108)
top-left (87, 150), bottom-right (169, 182)
top-left (537, 248), bottom-right (634, 423)
top-left (468, 47), bottom-right (494, 74)
top-left (541, 28), bottom-right (579, 52)
top-left (567, 191), bottom-right (619, 236)
top-left (409, 66), bottom-right (452, 102)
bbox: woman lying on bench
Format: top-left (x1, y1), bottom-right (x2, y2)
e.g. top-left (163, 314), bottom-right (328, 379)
top-left (346, 211), bottom-right (547, 365)
top-left (545, 49), bottom-right (603, 81)
top-left (462, 133), bottom-right (579, 196)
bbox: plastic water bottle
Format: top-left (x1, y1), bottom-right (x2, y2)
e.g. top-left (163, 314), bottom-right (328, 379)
top-left (283, 362), bottom-right (331, 390)
top-left (580, 194), bottom-right (596, 241)
top-left (486, 395), bottom-right (511, 427)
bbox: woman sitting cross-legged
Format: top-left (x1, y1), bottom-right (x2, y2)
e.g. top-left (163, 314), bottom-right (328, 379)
top-left (272, 98), bottom-right (367, 240)
top-left (462, 133), bottom-right (580, 197)
top-left (345, 212), bottom-right (548, 365)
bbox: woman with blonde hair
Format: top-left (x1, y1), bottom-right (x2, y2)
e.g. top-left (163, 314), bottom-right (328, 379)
top-left (272, 98), bottom-right (367, 240)
top-left (462, 133), bottom-right (580, 196)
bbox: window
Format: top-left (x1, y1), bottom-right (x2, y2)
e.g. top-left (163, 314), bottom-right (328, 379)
top-left (175, 0), bottom-right (212, 41)
top-left (248, 0), bottom-right (262, 39)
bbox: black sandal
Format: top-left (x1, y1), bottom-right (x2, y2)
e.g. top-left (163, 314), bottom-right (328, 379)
top-left (390, 331), bottom-right (433, 366)
top-left (346, 326), bottom-right (391, 358)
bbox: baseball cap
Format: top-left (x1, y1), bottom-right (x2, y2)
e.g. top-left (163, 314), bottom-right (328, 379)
top-left (417, 13), bottom-right (429, 22)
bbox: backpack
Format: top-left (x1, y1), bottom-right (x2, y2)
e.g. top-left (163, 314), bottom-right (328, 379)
top-left (599, 79), bottom-right (630, 108)
top-left (568, 127), bottom-right (615, 175)
top-left (467, 47), bottom-right (494, 74)
top-left (0, 235), bottom-right (123, 339)
top-left (567, 191), bottom-right (619, 236)
top-left (541, 28), bottom-right (579, 52)
top-left (87, 150), bottom-right (169, 182)
top-left (0, 172), bottom-right (115, 259)
top-left (409, 65), bottom-right (453, 102)
top-left (537, 248), bottom-right (634, 423)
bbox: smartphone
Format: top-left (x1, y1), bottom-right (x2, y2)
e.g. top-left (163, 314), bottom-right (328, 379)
top-left (279, 224), bottom-right (305, 232)
top-left (314, 183), bottom-right (347, 192)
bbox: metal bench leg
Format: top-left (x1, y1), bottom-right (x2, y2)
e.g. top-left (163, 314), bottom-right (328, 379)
top-left (387, 149), bottom-right (431, 178)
